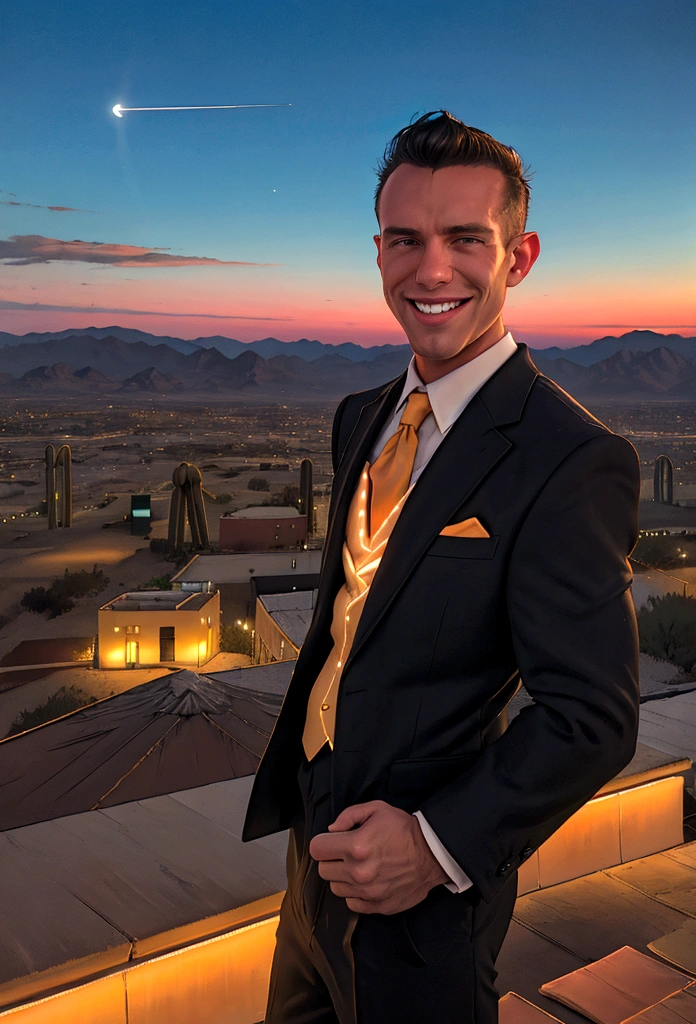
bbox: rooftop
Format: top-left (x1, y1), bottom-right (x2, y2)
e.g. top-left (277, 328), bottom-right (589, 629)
top-left (258, 590), bottom-right (317, 648)
top-left (172, 549), bottom-right (322, 585)
top-left (0, 653), bottom-right (693, 1019)
top-left (100, 590), bottom-right (216, 613)
top-left (497, 840), bottom-right (696, 1020)
top-left (639, 500), bottom-right (696, 533)
top-left (639, 689), bottom-right (696, 762)
top-left (222, 506), bottom-right (302, 520)
top-left (0, 742), bottom-right (692, 1018)
top-left (0, 668), bottom-right (282, 832)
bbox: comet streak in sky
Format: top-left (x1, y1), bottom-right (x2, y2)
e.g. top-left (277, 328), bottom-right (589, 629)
top-left (112, 103), bottom-right (291, 117)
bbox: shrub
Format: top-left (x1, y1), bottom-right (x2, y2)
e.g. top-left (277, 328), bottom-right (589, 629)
top-left (149, 538), bottom-right (179, 558)
top-left (7, 685), bottom-right (99, 737)
top-left (20, 587), bottom-right (52, 614)
top-left (637, 593), bottom-right (696, 673)
top-left (58, 567), bottom-right (109, 599)
top-left (20, 567), bottom-right (109, 618)
top-left (248, 477), bottom-right (269, 491)
top-left (204, 490), bottom-right (232, 504)
top-left (142, 575), bottom-right (173, 590)
top-left (45, 592), bottom-right (76, 618)
top-left (220, 622), bottom-right (252, 656)
top-left (265, 485), bottom-right (302, 510)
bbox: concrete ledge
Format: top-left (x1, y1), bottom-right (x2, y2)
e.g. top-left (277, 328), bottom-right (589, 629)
top-left (597, 743), bottom-right (693, 796)
top-left (519, 775), bottom-right (685, 896)
top-left (0, 909), bottom-right (282, 1024)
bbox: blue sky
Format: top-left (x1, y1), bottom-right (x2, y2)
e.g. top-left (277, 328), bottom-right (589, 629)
top-left (1, 0), bottom-right (694, 346)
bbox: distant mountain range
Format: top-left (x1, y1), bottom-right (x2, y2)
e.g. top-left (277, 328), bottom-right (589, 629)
top-left (0, 325), bottom-right (407, 363)
top-left (0, 334), bottom-right (412, 397)
top-left (532, 330), bottom-right (696, 366)
top-left (0, 328), bottom-right (695, 398)
top-left (533, 346), bottom-right (696, 398)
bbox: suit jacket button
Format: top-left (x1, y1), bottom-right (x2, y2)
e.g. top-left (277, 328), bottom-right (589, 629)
top-left (496, 860), bottom-right (512, 877)
top-left (520, 847), bottom-right (534, 861)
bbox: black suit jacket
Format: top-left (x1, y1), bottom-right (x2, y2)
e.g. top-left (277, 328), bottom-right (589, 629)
top-left (243, 345), bottom-right (641, 903)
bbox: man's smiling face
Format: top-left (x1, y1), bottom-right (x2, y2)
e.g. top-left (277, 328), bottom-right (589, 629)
top-left (375, 163), bottom-right (539, 381)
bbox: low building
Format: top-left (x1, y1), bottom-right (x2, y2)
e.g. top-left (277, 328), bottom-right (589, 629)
top-left (254, 589), bottom-right (316, 664)
top-left (639, 499), bottom-right (696, 534)
top-left (219, 506), bottom-right (307, 552)
top-left (171, 549), bottom-right (322, 626)
top-left (98, 589), bottom-right (220, 669)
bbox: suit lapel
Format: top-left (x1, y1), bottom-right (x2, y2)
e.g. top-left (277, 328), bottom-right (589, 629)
top-left (345, 345), bottom-right (539, 667)
top-left (302, 373), bottom-right (406, 652)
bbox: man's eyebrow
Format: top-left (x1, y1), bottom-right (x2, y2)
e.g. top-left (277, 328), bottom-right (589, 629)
top-left (381, 227), bottom-right (420, 237)
top-left (381, 223), bottom-right (495, 238)
top-left (445, 223), bottom-right (495, 238)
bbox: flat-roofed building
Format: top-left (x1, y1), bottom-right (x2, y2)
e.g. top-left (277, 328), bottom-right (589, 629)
top-left (172, 549), bottom-right (322, 626)
top-left (219, 506), bottom-right (307, 552)
top-left (639, 499), bottom-right (696, 533)
top-left (98, 589), bottom-right (220, 669)
top-left (254, 589), bottom-right (316, 664)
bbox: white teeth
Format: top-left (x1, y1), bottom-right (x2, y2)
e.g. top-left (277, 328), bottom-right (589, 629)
top-left (413, 300), bottom-right (463, 314)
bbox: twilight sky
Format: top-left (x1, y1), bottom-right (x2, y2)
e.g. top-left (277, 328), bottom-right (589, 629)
top-left (1, 0), bottom-right (694, 348)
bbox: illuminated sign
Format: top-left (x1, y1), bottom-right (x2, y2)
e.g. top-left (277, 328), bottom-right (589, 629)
top-left (131, 495), bottom-right (151, 536)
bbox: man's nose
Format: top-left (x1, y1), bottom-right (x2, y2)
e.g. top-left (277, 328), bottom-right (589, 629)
top-left (414, 241), bottom-right (453, 289)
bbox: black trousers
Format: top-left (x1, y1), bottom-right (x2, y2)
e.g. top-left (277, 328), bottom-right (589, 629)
top-left (264, 748), bottom-right (517, 1024)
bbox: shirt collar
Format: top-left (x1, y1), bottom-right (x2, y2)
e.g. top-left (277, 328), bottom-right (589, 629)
top-left (396, 332), bottom-right (518, 434)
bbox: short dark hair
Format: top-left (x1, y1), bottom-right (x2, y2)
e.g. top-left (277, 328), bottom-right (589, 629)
top-left (375, 110), bottom-right (531, 239)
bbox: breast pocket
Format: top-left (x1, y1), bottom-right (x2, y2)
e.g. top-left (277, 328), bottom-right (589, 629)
top-left (426, 535), bottom-right (500, 559)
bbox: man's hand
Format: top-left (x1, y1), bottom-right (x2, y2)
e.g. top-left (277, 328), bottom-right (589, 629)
top-left (308, 800), bottom-right (449, 915)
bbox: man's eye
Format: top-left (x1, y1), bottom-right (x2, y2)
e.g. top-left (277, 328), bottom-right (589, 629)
top-left (392, 238), bottom-right (419, 247)
top-left (455, 236), bottom-right (482, 245)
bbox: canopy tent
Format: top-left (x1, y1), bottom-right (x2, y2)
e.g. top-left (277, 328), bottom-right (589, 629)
top-left (0, 669), bottom-right (283, 831)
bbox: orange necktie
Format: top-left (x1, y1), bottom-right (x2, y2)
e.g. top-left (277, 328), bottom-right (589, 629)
top-left (368, 390), bottom-right (432, 537)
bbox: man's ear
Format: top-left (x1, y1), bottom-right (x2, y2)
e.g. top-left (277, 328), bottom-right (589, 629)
top-left (506, 231), bottom-right (540, 287)
top-left (374, 234), bottom-right (382, 272)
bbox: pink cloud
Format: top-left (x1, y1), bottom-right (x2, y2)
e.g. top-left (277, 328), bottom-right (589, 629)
top-left (0, 299), bottom-right (292, 320)
top-left (0, 235), bottom-right (276, 268)
top-left (0, 200), bottom-right (96, 213)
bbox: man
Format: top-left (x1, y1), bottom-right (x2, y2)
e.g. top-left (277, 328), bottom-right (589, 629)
top-left (243, 111), bottom-right (640, 1023)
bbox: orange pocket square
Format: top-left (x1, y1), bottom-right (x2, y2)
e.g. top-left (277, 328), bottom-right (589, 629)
top-left (439, 517), bottom-right (490, 539)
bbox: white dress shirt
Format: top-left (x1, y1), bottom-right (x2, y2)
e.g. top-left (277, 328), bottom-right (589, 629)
top-left (368, 332), bottom-right (518, 893)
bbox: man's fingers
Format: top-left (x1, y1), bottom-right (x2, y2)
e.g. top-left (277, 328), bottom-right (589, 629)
top-left (328, 801), bottom-right (383, 833)
top-left (328, 880), bottom-right (369, 899)
top-left (309, 830), bottom-right (352, 862)
top-left (344, 896), bottom-right (397, 915)
top-left (317, 858), bottom-right (355, 883)
top-left (328, 880), bottom-right (385, 902)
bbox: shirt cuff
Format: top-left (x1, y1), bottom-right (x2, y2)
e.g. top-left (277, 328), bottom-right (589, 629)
top-left (413, 810), bottom-right (473, 894)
